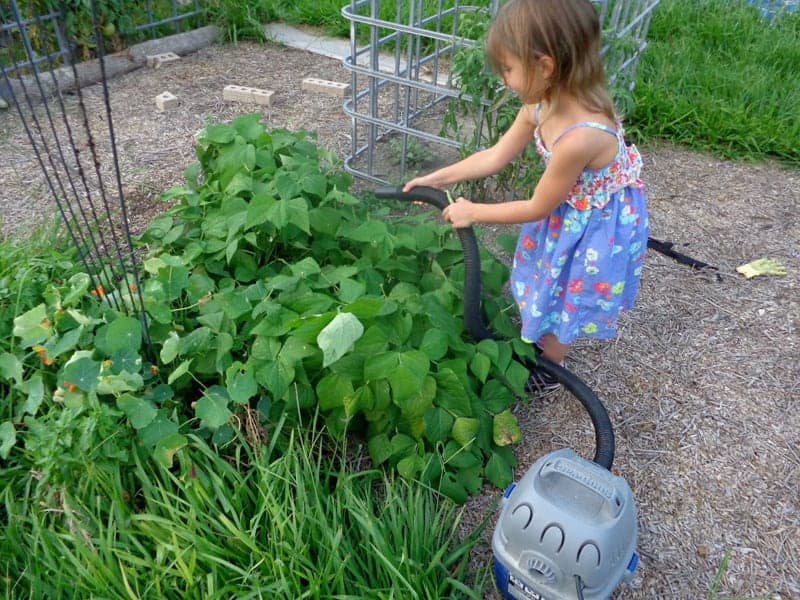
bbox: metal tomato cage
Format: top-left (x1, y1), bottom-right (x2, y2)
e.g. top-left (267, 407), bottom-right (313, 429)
top-left (340, 0), bottom-right (660, 185)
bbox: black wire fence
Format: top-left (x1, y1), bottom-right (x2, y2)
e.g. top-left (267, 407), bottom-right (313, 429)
top-left (0, 0), bottom-right (156, 353)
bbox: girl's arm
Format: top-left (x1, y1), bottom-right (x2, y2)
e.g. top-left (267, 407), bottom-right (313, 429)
top-left (402, 104), bottom-right (537, 191)
top-left (442, 128), bottom-right (606, 227)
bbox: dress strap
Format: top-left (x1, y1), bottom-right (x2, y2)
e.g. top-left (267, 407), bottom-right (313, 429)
top-left (551, 121), bottom-right (619, 148)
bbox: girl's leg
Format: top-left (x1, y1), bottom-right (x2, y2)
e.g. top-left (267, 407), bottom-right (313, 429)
top-left (526, 333), bottom-right (569, 397)
top-left (537, 333), bottom-right (570, 365)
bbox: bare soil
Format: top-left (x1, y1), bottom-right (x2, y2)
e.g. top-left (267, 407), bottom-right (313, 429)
top-left (1, 40), bottom-right (797, 599)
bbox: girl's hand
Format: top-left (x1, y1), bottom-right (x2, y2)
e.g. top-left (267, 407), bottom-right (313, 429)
top-left (402, 174), bottom-right (442, 192)
top-left (442, 197), bottom-right (475, 228)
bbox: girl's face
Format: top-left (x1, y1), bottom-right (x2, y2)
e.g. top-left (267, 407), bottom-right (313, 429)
top-left (497, 51), bottom-right (552, 104)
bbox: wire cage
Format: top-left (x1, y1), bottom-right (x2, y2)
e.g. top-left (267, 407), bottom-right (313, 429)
top-left (341, 0), bottom-right (660, 185)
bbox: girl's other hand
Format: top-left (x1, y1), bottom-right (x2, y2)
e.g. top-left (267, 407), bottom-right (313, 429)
top-left (441, 197), bottom-right (475, 228)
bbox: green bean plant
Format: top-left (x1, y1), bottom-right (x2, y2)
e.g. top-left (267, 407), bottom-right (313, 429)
top-left (1, 113), bottom-right (537, 505)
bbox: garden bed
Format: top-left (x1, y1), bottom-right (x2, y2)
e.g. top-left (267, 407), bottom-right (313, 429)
top-left (0, 39), bottom-right (798, 599)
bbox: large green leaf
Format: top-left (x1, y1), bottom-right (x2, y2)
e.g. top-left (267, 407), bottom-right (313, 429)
top-left (273, 171), bottom-right (301, 200)
top-left (420, 328), bottom-right (449, 361)
top-left (105, 315), bottom-right (143, 354)
top-left (160, 331), bottom-right (180, 364)
top-left (62, 273), bottom-right (91, 306)
top-left (19, 375), bottom-right (44, 416)
top-left (423, 406), bottom-right (454, 444)
top-left (0, 421), bottom-right (16, 460)
top-left (96, 370), bottom-right (144, 396)
top-left (364, 351), bottom-right (399, 381)
top-left (266, 197), bottom-right (310, 233)
top-left (218, 137), bottom-right (256, 187)
top-left (201, 123), bottom-right (236, 144)
top-left (195, 386), bottom-right (233, 430)
top-left (397, 453), bottom-right (425, 480)
top-left (61, 354), bottom-right (101, 392)
top-left (232, 112), bottom-right (264, 141)
top-left (388, 364), bottom-right (424, 409)
top-left (438, 472), bottom-right (468, 504)
top-left (434, 368), bottom-right (473, 417)
top-left (117, 394), bottom-right (158, 430)
top-left (389, 433), bottom-right (417, 464)
top-left (152, 433), bottom-right (188, 469)
top-left (393, 374), bottom-right (436, 419)
top-left (298, 167), bottom-right (328, 199)
top-left (167, 359), bottom-right (193, 384)
top-left (451, 417), bottom-right (480, 449)
top-left (139, 415), bottom-right (179, 447)
top-left (226, 364), bottom-right (257, 405)
top-left (343, 385), bottom-right (372, 418)
top-left (0, 353), bottom-right (23, 385)
top-left (255, 357), bottom-right (295, 398)
top-left (481, 379), bottom-right (515, 414)
top-left (338, 220), bottom-right (390, 244)
top-left (469, 352), bottom-right (491, 383)
top-left (485, 451), bottom-right (514, 489)
top-left (12, 304), bottom-right (51, 348)
top-left (225, 172), bottom-right (253, 196)
top-left (245, 193), bottom-right (277, 229)
top-left (317, 312), bottom-right (364, 368)
top-left (316, 372), bottom-right (354, 411)
top-left (367, 432), bottom-right (392, 466)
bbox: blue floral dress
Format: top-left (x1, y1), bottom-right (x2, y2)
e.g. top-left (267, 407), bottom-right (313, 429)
top-left (510, 114), bottom-right (649, 345)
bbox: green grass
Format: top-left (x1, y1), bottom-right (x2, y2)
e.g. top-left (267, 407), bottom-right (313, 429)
top-left (1, 421), bottom-right (491, 599)
top-left (262, 0), bottom-right (470, 37)
top-left (627, 0), bottom-right (800, 165)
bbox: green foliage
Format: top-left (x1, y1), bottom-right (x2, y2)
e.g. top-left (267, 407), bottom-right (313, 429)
top-left (441, 8), bottom-right (539, 199)
top-left (628, 0), bottom-right (800, 165)
top-left (262, 0), bottom-right (482, 39)
top-left (1, 113), bottom-right (530, 505)
top-left (388, 135), bottom-right (434, 171)
top-left (1, 1), bottom-right (204, 63)
top-left (1, 424), bottom-right (492, 598)
top-left (0, 219), bottom-right (79, 349)
top-left (205, 0), bottom-right (275, 43)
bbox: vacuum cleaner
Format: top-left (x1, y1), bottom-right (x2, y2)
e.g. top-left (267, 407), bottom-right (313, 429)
top-left (374, 186), bottom-right (639, 600)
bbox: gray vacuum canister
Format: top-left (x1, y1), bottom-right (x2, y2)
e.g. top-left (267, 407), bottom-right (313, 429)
top-left (492, 448), bottom-right (638, 600)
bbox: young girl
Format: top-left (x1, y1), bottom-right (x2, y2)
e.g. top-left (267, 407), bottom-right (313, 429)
top-left (403, 0), bottom-right (649, 394)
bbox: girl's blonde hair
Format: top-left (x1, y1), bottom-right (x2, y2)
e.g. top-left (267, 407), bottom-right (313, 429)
top-left (486, 0), bottom-right (615, 121)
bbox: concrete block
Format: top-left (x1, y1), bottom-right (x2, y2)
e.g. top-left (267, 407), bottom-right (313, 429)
top-left (155, 91), bottom-right (178, 111)
top-left (146, 52), bottom-right (180, 69)
top-left (301, 77), bottom-right (350, 97)
top-left (223, 84), bottom-right (274, 106)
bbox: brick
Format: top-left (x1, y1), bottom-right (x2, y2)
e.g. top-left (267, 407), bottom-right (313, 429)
top-left (301, 77), bottom-right (350, 97)
top-left (154, 91), bottom-right (178, 111)
top-left (223, 84), bottom-right (274, 106)
top-left (146, 52), bottom-right (180, 69)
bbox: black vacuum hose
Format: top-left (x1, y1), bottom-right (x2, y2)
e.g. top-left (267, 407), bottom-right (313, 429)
top-left (374, 185), bottom-right (615, 470)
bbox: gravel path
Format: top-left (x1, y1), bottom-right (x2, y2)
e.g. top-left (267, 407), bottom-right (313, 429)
top-left (1, 39), bottom-right (797, 599)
